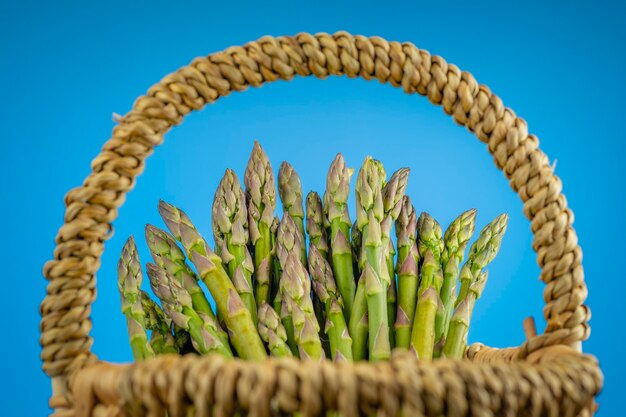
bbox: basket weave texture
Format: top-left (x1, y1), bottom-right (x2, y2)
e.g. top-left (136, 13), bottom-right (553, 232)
top-left (40, 32), bottom-right (602, 417)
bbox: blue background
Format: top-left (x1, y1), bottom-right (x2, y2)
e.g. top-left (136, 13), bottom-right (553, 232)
top-left (2, 1), bottom-right (624, 415)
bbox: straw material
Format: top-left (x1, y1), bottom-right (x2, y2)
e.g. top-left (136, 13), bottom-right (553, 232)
top-left (67, 346), bottom-right (600, 417)
top-left (40, 32), bottom-right (601, 416)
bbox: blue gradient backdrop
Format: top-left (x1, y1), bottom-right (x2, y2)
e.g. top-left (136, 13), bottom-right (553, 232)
top-left (2, 1), bottom-right (624, 415)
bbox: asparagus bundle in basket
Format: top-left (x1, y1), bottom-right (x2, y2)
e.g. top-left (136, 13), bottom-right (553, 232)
top-left (117, 141), bottom-right (508, 364)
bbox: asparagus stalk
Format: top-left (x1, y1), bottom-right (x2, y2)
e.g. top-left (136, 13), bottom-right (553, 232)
top-left (244, 141), bottom-right (276, 306)
top-left (117, 237), bottom-right (155, 360)
top-left (279, 297), bottom-right (299, 356)
top-left (157, 200), bottom-right (266, 360)
top-left (394, 196), bottom-right (420, 349)
top-left (327, 299), bottom-right (352, 361)
top-left (381, 168), bottom-right (410, 348)
top-left (305, 193), bottom-right (331, 351)
top-left (350, 220), bottom-right (362, 275)
top-left (456, 213), bottom-right (509, 307)
top-left (278, 161), bottom-right (307, 265)
top-left (387, 266), bottom-right (397, 349)
top-left (140, 290), bottom-right (179, 354)
top-left (349, 271), bottom-right (369, 360)
top-left (410, 287), bottom-right (440, 361)
top-left (410, 248), bottom-right (440, 360)
top-left (323, 154), bottom-right (356, 321)
top-left (363, 264), bottom-right (390, 361)
top-left (435, 209), bottom-right (477, 350)
top-left (314, 296), bottom-right (330, 358)
top-left (442, 271), bottom-right (488, 359)
top-left (308, 244), bottom-right (353, 361)
top-left (355, 157), bottom-right (390, 361)
top-left (258, 303), bottom-right (293, 357)
top-left (146, 263), bottom-right (233, 357)
top-left (212, 169), bottom-right (258, 324)
top-left (275, 214), bottom-right (308, 355)
top-left (281, 252), bottom-right (324, 360)
top-left (417, 249), bottom-right (438, 297)
top-left (412, 212), bottom-right (447, 361)
top-left (381, 169), bottom-right (410, 240)
top-left (417, 213), bottom-right (445, 296)
top-left (145, 225), bottom-right (217, 320)
top-left (306, 191), bottom-right (330, 261)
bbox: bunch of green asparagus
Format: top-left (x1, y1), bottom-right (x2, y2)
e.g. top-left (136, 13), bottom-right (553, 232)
top-left (118, 141), bottom-right (508, 363)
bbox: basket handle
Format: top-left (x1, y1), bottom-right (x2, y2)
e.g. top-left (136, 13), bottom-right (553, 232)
top-left (40, 32), bottom-right (590, 380)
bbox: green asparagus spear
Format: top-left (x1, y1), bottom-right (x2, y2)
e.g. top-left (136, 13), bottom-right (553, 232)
top-left (306, 191), bottom-right (330, 261)
top-left (279, 296), bottom-right (299, 356)
top-left (278, 161), bottom-right (307, 265)
top-left (323, 154), bottom-right (356, 321)
top-left (274, 214), bottom-right (308, 356)
top-left (455, 214), bottom-right (509, 307)
top-left (387, 266), bottom-right (397, 349)
top-left (213, 169), bottom-right (257, 324)
top-left (410, 287), bottom-right (440, 361)
top-left (327, 299), bottom-right (352, 362)
top-left (415, 213), bottom-right (445, 356)
top-left (275, 214), bottom-right (305, 269)
top-left (410, 248), bottom-right (440, 360)
top-left (281, 252), bottom-right (325, 360)
top-left (435, 209), bottom-right (477, 351)
top-left (442, 297), bottom-right (470, 360)
top-left (308, 244), bottom-right (353, 361)
top-left (417, 249), bottom-right (438, 297)
top-left (350, 220), bottom-right (362, 275)
top-left (140, 290), bottom-right (179, 354)
top-left (349, 271), bottom-right (369, 360)
top-left (417, 213), bottom-right (445, 297)
top-left (417, 212), bottom-right (444, 264)
top-left (118, 237), bottom-right (155, 360)
top-left (356, 157), bottom-right (390, 361)
top-left (157, 200), bottom-right (266, 360)
top-left (381, 168), bottom-right (410, 349)
top-left (381, 168), bottom-right (410, 232)
top-left (442, 271), bottom-right (488, 359)
top-left (258, 303), bottom-right (293, 357)
top-left (145, 225), bottom-right (217, 320)
top-left (394, 196), bottom-right (420, 349)
top-left (305, 193), bottom-right (332, 352)
top-left (146, 263), bottom-right (233, 357)
top-left (244, 141), bottom-right (276, 306)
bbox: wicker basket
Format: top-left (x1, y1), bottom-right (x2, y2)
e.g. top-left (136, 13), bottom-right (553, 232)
top-left (40, 32), bottom-right (603, 417)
